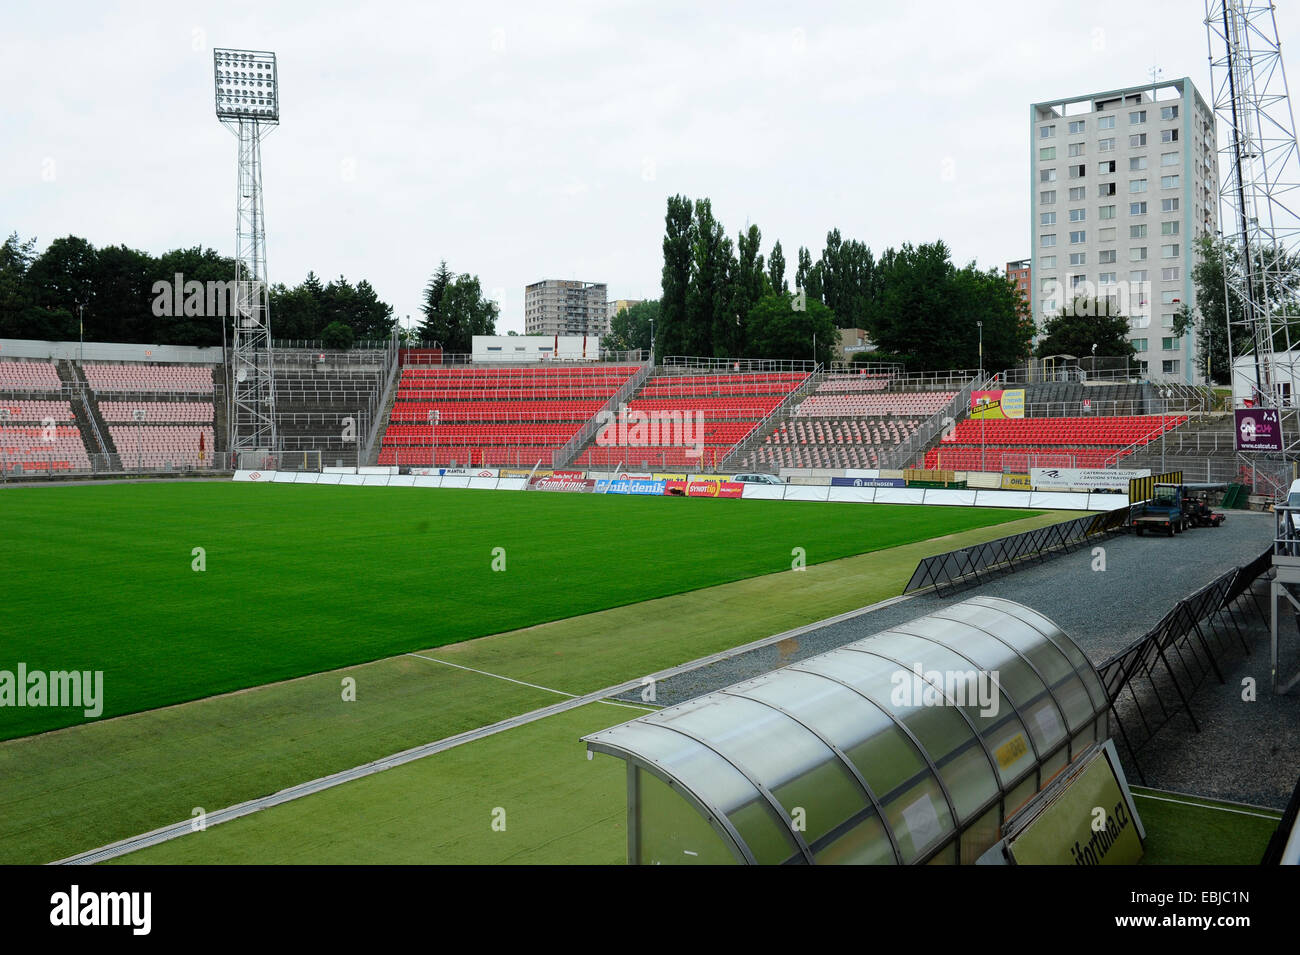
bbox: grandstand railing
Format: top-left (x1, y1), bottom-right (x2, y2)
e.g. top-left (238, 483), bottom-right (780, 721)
top-left (551, 359), bottom-right (654, 468)
top-left (1023, 399), bottom-right (1178, 418)
top-left (272, 339), bottom-right (392, 351)
top-left (77, 381), bottom-right (109, 456)
top-left (826, 361), bottom-right (905, 376)
top-left (661, 356), bottom-right (818, 374)
top-left (0, 451), bottom-right (235, 480)
top-left (361, 336), bottom-right (400, 465)
top-left (272, 350), bottom-right (390, 369)
top-left (1100, 412), bottom-right (1194, 467)
top-left (3, 383), bottom-right (219, 401)
top-left (875, 375), bottom-right (985, 470)
top-left (886, 368), bottom-right (982, 390)
top-left (721, 367), bottom-right (823, 471)
top-left (398, 350), bottom-right (648, 366)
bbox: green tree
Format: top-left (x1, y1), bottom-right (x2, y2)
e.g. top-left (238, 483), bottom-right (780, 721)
top-left (1036, 297), bottom-right (1137, 361)
top-left (744, 292), bottom-right (837, 367)
top-left (93, 244), bottom-right (156, 343)
top-left (658, 195), bottom-right (694, 362)
top-left (870, 241), bottom-right (955, 367)
top-left (0, 233), bottom-right (38, 339)
top-left (320, 320), bottom-right (355, 350)
top-left (767, 240), bottom-right (787, 295)
top-left (603, 299), bottom-right (659, 353)
top-left (795, 246), bottom-right (823, 301)
top-left (154, 246), bottom-right (240, 347)
top-left (419, 263), bottom-right (498, 352)
top-left (26, 236), bottom-right (97, 314)
top-left (687, 198), bottom-right (732, 357)
top-left (728, 224), bottom-right (768, 355)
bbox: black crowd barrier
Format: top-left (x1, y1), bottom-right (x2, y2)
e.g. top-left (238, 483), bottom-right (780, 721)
top-left (1096, 546), bottom-right (1272, 784)
top-left (903, 508), bottom-right (1129, 594)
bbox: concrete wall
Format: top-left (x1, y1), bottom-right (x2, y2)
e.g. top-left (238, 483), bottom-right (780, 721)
top-left (0, 338), bottom-right (223, 364)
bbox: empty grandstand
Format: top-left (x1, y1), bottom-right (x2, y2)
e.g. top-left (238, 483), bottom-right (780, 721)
top-left (378, 363), bottom-right (642, 468)
top-left (275, 347), bottom-right (392, 469)
top-left (80, 360), bottom-right (221, 471)
top-left (733, 371), bottom-right (970, 472)
top-left (0, 360), bottom-right (92, 473)
top-left (569, 364), bottom-right (812, 470)
top-left (923, 415), bottom-right (1190, 471)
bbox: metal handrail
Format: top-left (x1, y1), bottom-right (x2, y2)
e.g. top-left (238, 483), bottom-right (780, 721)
top-left (661, 356), bottom-right (818, 373)
top-left (361, 334), bottom-right (401, 465)
top-left (875, 376), bottom-right (986, 470)
top-left (551, 357), bottom-right (654, 467)
top-left (722, 367), bottom-right (823, 470)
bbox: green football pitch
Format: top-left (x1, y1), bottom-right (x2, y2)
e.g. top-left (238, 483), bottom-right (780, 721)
top-left (0, 482), bottom-right (1036, 740)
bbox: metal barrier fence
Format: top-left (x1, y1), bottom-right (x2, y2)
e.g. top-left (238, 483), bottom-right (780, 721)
top-left (0, 451), bottom-right (235, 481)
top-left (660, 356), bottom-right (818, 374)
top-left (1095, 548), bottom-right (1271, 783)
top-left (903, 508), bottom-right (1129, 594)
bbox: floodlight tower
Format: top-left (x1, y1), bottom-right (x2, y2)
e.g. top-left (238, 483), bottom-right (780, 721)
top-left (214, 48), bottom-right (279, 459)
top-left (1205, 3), bottom-right (1300, 409)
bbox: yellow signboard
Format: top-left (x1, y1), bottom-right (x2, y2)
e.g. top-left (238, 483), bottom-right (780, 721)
top-left (971, 389), bottom-right (1026, 420)
top-left (1006, 746), bottom-right (1144, 865)
top-left (1001, 472), bottom-right (1032, 490)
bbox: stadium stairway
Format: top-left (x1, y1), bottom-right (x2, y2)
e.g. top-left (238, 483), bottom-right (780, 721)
top-left (365, 373), bottom-right (403, 466)
top-left (57, 360), bottom-right (112, 457)
top-left (210, 367), bottom-right (228, 456)
top-left (563, 366), bottom-right (812, 471)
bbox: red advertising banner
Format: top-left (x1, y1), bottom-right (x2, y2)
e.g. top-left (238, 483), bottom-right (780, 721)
top-left (663, 480), bottom-right (687, 496)
top-left (686, 480), bottom-right (744, 498)
top-left (551, 469), bottom-right (586, 479)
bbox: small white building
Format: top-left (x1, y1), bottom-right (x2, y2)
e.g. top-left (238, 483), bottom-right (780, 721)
top-left (471, 335), bottom-right (602, 363)
top-left (1231, 351), bottom-right (1300, 407)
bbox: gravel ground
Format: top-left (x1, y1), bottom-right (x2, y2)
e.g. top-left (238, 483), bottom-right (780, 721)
top-left (614, 508), bottom-right (1300, 808)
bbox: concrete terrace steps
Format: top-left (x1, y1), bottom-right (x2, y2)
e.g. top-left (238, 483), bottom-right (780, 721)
top-left (56, 360), bottom-right (111, 457)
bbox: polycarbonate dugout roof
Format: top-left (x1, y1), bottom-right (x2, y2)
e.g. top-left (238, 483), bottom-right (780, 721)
top-left (584, 596), bottom-right (1109, 865)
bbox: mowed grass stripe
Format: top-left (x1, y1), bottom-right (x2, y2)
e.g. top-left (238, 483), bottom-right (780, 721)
top-left (107, 703), bottom-right (635, 865)
top-left (1, 509), bottom-right (1067, 865)
top-left (0, 482), bottom-right (1035, 739)
top-left (1131, 788), bottom-right (1281, 865)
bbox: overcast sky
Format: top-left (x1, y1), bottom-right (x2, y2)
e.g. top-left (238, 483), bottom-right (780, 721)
top-left (5, 1), bottom-right (1297, 335)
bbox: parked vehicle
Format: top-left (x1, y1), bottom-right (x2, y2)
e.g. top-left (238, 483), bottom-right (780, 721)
top-left (732, 473), bottom-right (784, 485)
top-left (1132, 483), bottom-right (1185, 537)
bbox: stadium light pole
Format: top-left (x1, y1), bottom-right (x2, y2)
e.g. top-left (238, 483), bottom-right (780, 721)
top-left (214, 48), bottom-right (279, 462)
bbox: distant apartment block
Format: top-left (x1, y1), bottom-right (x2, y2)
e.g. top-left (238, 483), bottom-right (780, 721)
top-left (524, 280), bottom-right (609, 337)
top-left (1006, 259), bottom-right (1031, 314)
top-left (1031, 77), bottom-right (1217, 383)
top-left (607, 298), bottom-right (643, 322)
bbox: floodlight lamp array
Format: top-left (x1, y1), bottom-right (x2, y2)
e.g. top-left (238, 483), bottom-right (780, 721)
top-left (214, 48), bottom-right (278, 121)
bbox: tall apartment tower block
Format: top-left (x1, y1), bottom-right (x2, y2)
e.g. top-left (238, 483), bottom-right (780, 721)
top-left (524, 280), bottom-right (609, 337)
top-left (1031, 77), bottom-right (1217, 383)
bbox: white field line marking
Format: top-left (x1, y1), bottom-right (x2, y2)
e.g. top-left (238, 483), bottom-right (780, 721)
top-left (1131, 791), bottom-right (1283, 820)
top-left (405, 652), bottom-right (657, 713)
top-left (405, 652), bottom-right (577, 697)
top-left (56, 587), bottom-right (921, 864)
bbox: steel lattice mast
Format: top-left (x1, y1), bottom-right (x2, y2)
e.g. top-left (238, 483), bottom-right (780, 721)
top-left (214, 48), bottom-right (278, 457)
top-left (1206, 2), bottom-right (1300, 410)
